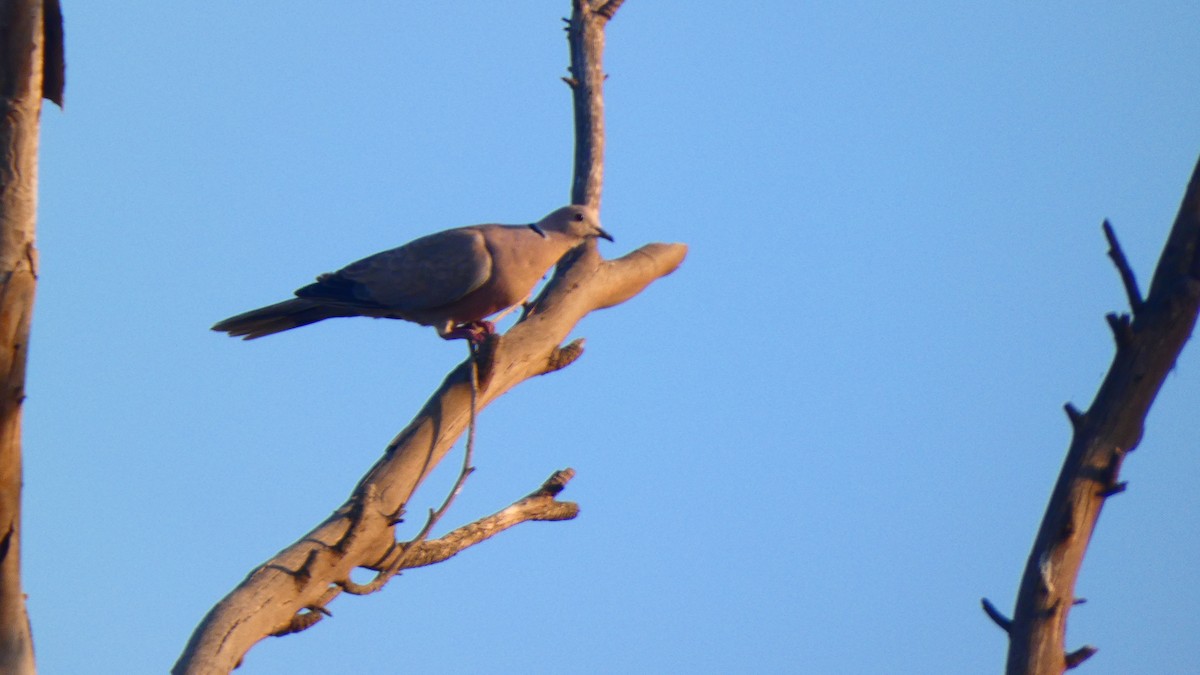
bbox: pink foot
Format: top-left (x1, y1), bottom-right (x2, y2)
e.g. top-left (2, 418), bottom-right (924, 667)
top-left (441, 320), bottom-right (495, 343)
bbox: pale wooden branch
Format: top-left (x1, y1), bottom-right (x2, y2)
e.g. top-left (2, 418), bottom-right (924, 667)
top-left (566, 0), bottom-right (620, 209)
top-left (170, 235), bottom-right (685, 672)
top-left (339, 350), bottom-right (481, 598)
top-left (367, 469), bottom-right (580, 573)
top-left (272, 469), bottom-right (579, 637)
top-left (175, 2), bottom-right (686, 672)
top-left (0, 2), bottom-right (64, 672)
top-left (993, 155), bottom-right (1200, 674)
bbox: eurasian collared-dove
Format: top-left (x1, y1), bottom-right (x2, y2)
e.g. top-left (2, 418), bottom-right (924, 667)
top-left (212, 205), bottom-right (611, 342)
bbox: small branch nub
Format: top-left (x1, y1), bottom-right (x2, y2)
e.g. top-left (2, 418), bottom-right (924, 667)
top-left (1103, 219), bottom-right (1144, 313)
top-left (1063, 402), bottom-right (1085, 429)
top-left (980, 597), bottom-right (1012, 634)
top-left (1098, 481), bottom-right (1128, 498)
top-left (545, 339), bottom-right (586, 374)
top-left (1105, 312), bottom-right (1135, 348)
top-left (1065, 645), bottom-right (1099, 669)
top-left (535, 468), bottom-right (576, 498)
top-left (272, 606), bottom-right (331, 637)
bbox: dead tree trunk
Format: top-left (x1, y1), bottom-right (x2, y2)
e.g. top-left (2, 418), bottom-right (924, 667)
top-left (984, 155), bottom-right (1200, 673)
top-left (174, 2), bottom-right (683, 673)
top-left (0, 1), bottom-right (63, 672)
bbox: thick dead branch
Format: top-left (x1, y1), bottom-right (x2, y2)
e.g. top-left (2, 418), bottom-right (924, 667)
top-left (175, 3), bottom-right (685, 672)
top-left (997, 155), bottom-right (1200, 674)
top-left (0, 2), bottom-right (63, 672)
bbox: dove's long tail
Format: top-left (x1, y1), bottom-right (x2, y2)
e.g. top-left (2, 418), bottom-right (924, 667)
top-left (211, 298), bottom-right (352, 340)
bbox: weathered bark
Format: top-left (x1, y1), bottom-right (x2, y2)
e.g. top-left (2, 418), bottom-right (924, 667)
top-left (566, 0), bottom-right (616, 209)
top-left (985, 155), bottom-right (1200, 673)
top-left (0, 2), bottom-right (63, 673)
top-left (174, 2), bottom-right (685, 672)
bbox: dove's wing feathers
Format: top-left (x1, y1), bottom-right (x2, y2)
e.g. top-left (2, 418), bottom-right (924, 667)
top-left (297, 227), bottom-right (492, 312)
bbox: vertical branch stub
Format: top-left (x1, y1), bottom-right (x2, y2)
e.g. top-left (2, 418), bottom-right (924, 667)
top-left (566, 0), bottom-right (609, 209)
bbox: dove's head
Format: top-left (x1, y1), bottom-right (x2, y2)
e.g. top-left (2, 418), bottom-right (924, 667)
top-left (533, 205), bottom-right (613, 243)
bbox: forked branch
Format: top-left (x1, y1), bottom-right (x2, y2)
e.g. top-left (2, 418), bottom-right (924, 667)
top-left (993, 155), bottom-right (1200, 674)
top-left (174, 3), bottom-right (685, 673)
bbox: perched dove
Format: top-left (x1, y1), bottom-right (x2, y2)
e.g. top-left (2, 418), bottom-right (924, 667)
top-left (212, 205), bottom-right (611, 342)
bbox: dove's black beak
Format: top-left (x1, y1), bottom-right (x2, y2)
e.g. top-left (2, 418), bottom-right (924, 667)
top-left (595, 227), bottom-right (614, 242)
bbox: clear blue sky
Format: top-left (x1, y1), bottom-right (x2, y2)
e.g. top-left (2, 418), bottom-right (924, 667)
top-left (25, 2), bottom-right (1200, 673)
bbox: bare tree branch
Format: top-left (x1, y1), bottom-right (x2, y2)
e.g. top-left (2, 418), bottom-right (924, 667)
top-left (566, 0), bottom-right (619, 209)
top-left (268, 469), bottom-right (579, 638)
top-left (367, 469), bottom-right (581, 574)
top-left (995, 155), bottom-right (1200, 674)
top-left (175, 234), bottom-right (684, 675)
top-left (338, 349), bottom-right (481, 598)
top-left (174, 3), bottom-right (686, 672)
top-left (1102, 219), bottom-right (1144, 313)
top-left (0, 1), bottom-right (64, 671)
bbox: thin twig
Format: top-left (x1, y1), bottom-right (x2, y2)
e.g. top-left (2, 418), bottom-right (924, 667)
top-left (341, 348), bottom-right (480, 596)
top-left (1103, 219), bottom-right (1144, 313)
top-left (366, 469), bottom-right (581, 572)
top-left (394, 344), bottom-right (480, 559)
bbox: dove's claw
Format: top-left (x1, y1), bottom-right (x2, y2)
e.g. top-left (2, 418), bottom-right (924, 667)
top-left (442, 321), bottom-right (495, 343)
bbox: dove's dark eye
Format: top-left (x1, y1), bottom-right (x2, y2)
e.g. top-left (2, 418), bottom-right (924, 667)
top-left (573, 213), bottom-right (585, 221)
